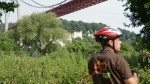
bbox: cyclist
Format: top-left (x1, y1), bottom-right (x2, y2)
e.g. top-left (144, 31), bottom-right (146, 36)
top-left (88, 27), bottom-right (138, 84)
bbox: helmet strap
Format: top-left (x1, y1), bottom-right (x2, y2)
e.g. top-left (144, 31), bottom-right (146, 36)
top-left (112, 40), bottom-right (117, 53)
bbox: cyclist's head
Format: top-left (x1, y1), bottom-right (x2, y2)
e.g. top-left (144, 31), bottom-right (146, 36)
top-left (94, 27), bottom-right (122, 52)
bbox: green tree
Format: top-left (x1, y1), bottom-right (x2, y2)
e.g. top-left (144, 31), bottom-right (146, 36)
top-left (120, 28), bottom-right (136, 44)
top-left (0, 1), bottom-right (18, 23)
top-left (122, 0), bottom-right (150, 50)
top-left (120, 42), bottom-right (135, 54)
top-left (61, 19), bottom-right (106, 34)
top-left (66, 38), bottom-right (87, 53)
top-left (17, 12), bottom-right (68, 55)
top-left (123, 0), bottom-right (150, 27)
top-left (66, 37), bottom-right (101, 58)
top-left (0, 30), bottom-right (18, 52)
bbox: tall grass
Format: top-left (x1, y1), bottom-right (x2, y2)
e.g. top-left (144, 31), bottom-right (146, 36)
top-left (0, 49), bottom-right (92, 84)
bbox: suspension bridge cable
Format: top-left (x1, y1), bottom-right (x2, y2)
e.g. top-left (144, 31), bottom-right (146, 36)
top-left (21, 0), bottom-right (68, 8)
top-left (30, 0), bottom-right (46, 6)
top-left (31, 0), bottom-right (68, 7)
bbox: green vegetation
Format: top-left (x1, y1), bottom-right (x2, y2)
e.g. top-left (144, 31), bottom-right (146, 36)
top-left (0, 49), bottom-right (90, 84)
top-left (16, 12), bottom-right (68, 56)
top-left (61, 19), bottom-right (107, 33)
top-left (121, 0), bottom-right (150, 51)
top-left (61, 19), bottom-right (136, 44)
top-left (0, 1), bottom-right (18, 23)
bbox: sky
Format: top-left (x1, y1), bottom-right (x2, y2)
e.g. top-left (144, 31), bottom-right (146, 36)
top-left (2, 0), bottom-right (143, 33)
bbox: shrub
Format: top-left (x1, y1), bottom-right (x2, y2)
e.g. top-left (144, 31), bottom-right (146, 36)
top-left (0, 49), bottom-right (91, 84)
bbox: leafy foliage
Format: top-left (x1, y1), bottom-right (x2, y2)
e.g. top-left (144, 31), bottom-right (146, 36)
top-left (140, 24), bottom-right (150, 50)
top-left (120, 28), bottom-right (136, 44)
top-left (123, 0), bottom-right (150, 27)
top-left (121, 0), bottom-right (150, 50)
top-left (0, 46), bottom-right (149, 84)
top-left (0, 1), bottom-right (18, 23)
top-left (120, 42), bottom-right (136, 54)
top-left (61, 19), bottom-right (136, 44)
top-left (61, 19), bottom-right (107, 33)
top-left (0, 49), bottom-right (91, 84)
top-left (17, 12), bottom-right (68, 55)
top-left (66, 38), bottom-right (87, 53)
top-left (138, 69), bottom-right (150, 84)
top-left (0, 30), bottom-right (18, 52)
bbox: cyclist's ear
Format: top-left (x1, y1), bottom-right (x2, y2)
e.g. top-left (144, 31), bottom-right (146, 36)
top-left (108, 40), bottom-right (113, 46)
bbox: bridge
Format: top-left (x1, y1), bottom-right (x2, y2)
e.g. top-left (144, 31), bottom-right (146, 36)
top-left (45, 0), bottom-right (107, 17)
top-left (9, 0), bottom-right (107, 30)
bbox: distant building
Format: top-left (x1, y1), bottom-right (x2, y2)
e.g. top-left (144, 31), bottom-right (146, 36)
top-left (57, 31), bottom-right (83, 46)
top-left (56, 40), bottom-right (65, 46)
top-left (68, 31), bottom-right (83, 41)
top-left (87, 31), bottom-right (94, 38)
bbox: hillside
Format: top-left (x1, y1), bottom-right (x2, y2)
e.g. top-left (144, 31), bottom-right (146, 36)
top-left (61, 19), bottom-right (136, 44)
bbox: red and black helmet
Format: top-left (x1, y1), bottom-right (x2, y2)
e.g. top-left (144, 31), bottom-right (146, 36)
top-left (94, 27), bottom-right (122, 42)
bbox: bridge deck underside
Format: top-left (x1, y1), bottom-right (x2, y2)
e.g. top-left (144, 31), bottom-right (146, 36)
top-left (46, 0), bottom-right (107, 17)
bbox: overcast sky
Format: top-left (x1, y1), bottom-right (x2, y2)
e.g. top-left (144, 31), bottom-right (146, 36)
top-left (2, 0), bottom-right (142, 33)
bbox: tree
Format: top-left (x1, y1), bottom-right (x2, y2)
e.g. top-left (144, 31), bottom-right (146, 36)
top-left (120, 42), bottom-right (135, 54)
top-left (17, 12), bottom-right (68, 55)
top-left (66, 38), bottom-right (87, 53)
top-left (119, 28), bottom-right (136, 44)
top-left (122, 0), bottom-right (150, 27)
top-left (0, 30), bottom-right (18, 52)
top-left (121, 0), bottom-right (150, 50)
top-left (0, 1), bottom-right (18, 23)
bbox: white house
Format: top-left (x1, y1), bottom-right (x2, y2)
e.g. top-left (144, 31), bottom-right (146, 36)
top-left (68, 31), bottom-right (83, 41)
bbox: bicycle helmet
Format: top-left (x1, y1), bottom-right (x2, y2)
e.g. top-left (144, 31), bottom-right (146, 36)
top-left (94, 27), bottom-right (122, 42)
